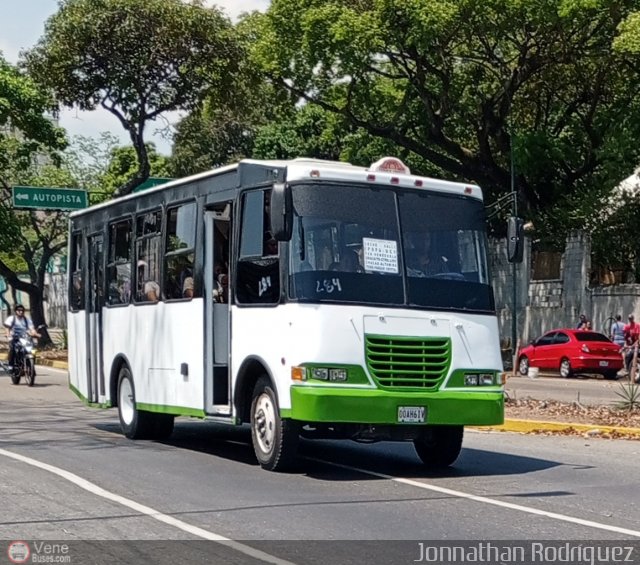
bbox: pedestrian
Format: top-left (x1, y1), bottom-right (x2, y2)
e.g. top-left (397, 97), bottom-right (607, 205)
top-left (610, 314), bottom-right (626, 347)
top-left (623, 314), bottom-right (640, 374)
top-left (576, 314), bottom-right (588, 329)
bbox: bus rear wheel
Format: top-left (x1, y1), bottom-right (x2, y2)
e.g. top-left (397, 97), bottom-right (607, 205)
top-left (117, 367), bottom-right (174, 440)
top-left (413, 425), bottom-right (463, 468)
top-left (250, 376), bottom-right (299, 471)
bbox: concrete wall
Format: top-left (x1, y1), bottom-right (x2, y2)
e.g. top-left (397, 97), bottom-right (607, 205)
top-left (491, 230), bottom-right (640, 354)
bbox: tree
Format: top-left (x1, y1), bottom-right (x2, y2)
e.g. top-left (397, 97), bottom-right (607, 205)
top-left (101, 144), bottom-right (171, 195)
top-left (0, 55), bottom-right (67, 344)
top-left (0, 166), bottom-right (76, 347)
top-left (25, 0), bottom-right (241, 196)
top-left (170, 11), bottom-right (294, 176)
top-left (255, 0), bottom-right (640, 236)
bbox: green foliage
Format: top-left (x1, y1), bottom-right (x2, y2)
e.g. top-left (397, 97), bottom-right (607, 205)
top-left (0, 57), bottom-right (66, 153)
top-left (0, 53), bottom-right (67, 267)
top-left (614, 380), bottom-right (640, 411)
top-left (26, 0), bottom-right (241, 195)
top-left (170, 11), bottom-right (293, 176)
top-left (255, 0), bottom-right (640, 244)
top-left (101, 144), bottom-right (171, 195)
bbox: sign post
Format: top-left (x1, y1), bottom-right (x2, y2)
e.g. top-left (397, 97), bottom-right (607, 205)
top-left (12, 186), bottom-right (88, 211)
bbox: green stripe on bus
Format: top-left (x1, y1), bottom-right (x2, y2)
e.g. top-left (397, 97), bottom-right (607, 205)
top-left (68, 382), bottom-right (112, 408)
top-left (136, 403), bottom-right (206, 418)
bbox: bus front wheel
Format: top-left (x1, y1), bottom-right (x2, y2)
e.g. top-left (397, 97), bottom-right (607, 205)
top-left (250, 376), bottom-right (299, 471)
top-left (413, 425), bottom-right (463, 468)
top-left (117, 367), bottom-right (174, 440)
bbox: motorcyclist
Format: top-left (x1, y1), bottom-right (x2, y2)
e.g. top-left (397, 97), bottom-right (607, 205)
top-left (3, 305), bottom-right (40, 370)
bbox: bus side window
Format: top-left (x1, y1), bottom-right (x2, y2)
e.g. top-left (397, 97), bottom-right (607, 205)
top-left (106, 219), bottom-right (132, 306)
top-left (164, 203), bottom-right (197, 300)
top-left (135, 210), bottom-right (162, 303)
top-left (236, 190), bottom-right (280, 304)
top-left (69, 232), bottom-right (85, 311)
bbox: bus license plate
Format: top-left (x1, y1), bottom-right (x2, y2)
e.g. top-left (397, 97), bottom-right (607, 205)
top-left (599, 361), bottom-right (608, 367)
top-left (398, 406), bottom-right (426, 423)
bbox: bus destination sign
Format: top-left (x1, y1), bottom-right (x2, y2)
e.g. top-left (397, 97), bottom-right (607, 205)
top-left (12, 186), bottom-right (88, 210)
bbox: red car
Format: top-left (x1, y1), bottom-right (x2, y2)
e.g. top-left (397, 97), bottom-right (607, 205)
top-left (518, 329), bottom-right (623, 379)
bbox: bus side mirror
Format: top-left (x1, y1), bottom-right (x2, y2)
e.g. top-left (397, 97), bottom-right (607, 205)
top-left (507, 216), bottom-right (524, 263)
top-left (270, 182), bottom-right (293, 241)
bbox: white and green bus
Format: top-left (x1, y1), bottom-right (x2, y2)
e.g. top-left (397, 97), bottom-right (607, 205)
top-left (68, 156), bottom-right (504, 471)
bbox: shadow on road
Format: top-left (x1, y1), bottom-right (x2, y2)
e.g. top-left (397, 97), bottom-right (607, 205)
top-left (88, 420), bottom-right (569, 481)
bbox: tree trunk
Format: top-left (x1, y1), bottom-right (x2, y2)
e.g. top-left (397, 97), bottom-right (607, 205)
top-left (27, 290), bottom-right (53, 349)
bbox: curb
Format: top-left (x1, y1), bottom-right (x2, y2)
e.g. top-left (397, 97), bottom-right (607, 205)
top-left (475, 419), bottom-right (640, 438)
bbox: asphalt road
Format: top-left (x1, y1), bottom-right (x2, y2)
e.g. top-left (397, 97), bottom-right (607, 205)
top-left (1, 367), bottom-right (640, 564)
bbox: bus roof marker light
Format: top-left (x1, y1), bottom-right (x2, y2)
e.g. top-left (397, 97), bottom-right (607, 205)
top-left (390, 177), bottom-right (399, 185)
top-left (309, 169), bottom-right (320, 178)
top-left (369, 157), bottom-right (411, 175)
top-left (367, 174), bottom-right (376, 182)
top-left (464, 186), bottom-right (473, 194)
top-left (414, 179), bottom-right (423, 187)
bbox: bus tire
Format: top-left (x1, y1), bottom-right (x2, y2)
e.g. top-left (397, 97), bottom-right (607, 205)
top-left (413, 425), bottom-right (463, 468)
top-left (117, 367), bottom-right (174, 440)
top-left (118, 366), bottom-right (149, 439)
top-left (250, 376), bottom-right (299, 471)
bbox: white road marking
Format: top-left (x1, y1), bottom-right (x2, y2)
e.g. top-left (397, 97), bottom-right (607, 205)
top-left (0, 448), bottom-right (297, 565)
top-left (307, 457), bottom-right (640, 538)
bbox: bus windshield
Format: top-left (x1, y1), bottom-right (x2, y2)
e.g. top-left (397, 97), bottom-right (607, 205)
top-left (288, 183), bottom-right (494, 312)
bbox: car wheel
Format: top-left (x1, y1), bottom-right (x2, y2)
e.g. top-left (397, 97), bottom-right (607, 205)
top-left (559, 358), bottom-right (573, 378)
top-left (518, 356), bottom-right (529, 376)
top-left (604, 370), bottom-right (619, 380)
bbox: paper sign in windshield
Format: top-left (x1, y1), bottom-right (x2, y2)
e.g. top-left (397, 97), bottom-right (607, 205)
top-left (363, 238), bottom-right (399, 274)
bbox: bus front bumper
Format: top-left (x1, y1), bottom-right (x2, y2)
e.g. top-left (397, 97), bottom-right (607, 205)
top-left (288, 386), bottom-right (504, 426)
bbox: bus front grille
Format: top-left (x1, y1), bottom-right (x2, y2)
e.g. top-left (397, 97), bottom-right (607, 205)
top-left (365, 335), bottom-right (451, 389)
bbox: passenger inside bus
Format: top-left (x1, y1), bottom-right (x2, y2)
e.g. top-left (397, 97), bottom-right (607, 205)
top-left (137, 260), bottom-right (160, 302)
top-left (329, 249), bottom-right (363, 273)
top-left (213, 261), bottom-right (229, 303)
top-left (407, 235), bottom-right (448, 278)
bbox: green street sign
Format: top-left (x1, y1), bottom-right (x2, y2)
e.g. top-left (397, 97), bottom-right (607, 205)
top-left (134, 177), bottom-right (173, 193)
top-left (12, 186), bottom-right (88, 210)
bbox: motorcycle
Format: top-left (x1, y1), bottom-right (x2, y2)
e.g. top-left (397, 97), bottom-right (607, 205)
top-left (8, 325), bottom-right (45, 387)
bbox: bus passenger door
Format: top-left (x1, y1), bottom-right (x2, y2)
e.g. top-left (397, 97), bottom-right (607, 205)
top-left (204, 208), bottom-right (231, 416)
top-left (85, 233), bottom-right (105, 403)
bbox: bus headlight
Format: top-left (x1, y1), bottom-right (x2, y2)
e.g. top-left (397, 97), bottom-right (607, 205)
top-left (310, 368), bottom-right (329, 380)
top-left (464, 373), bottom-right (495, 386)
top-left (480, 373), bottom-right (494, 385)
top-left (329, 368), bottom-right (347, 382)
top-left (464, 374), bottom-right (478, 386)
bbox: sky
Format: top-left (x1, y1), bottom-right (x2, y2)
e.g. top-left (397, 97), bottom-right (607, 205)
top-left (0, 0), bottom-right (270, 155)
